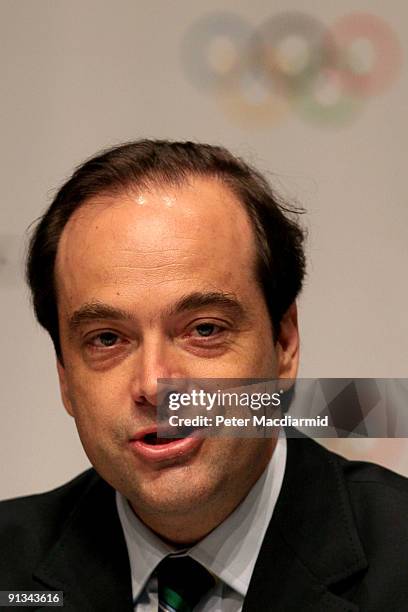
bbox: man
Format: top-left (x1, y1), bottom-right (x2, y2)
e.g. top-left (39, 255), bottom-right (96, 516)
top-left (1, 140), bottom-right (407, 611)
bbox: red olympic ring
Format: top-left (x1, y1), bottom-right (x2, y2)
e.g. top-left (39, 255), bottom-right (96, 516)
top-left (330, 12), bottom-right (403, 95)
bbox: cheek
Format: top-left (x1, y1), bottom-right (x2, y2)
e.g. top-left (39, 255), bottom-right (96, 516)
top-left (67, 382), bottom-right (128, 470)
top-left (200, 438), bottom-right (272, 483)
top-left (64, 366), bottom-right (128, 429)
top-left (246, 331), bottom-right (277, 374)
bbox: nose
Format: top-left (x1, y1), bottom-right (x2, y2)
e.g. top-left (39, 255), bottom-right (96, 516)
top-left (130, 336), bottom-right (183, 408)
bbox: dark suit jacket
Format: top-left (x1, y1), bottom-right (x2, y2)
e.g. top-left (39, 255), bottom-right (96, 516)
top-left (1, 436), bottom-right (408, 611)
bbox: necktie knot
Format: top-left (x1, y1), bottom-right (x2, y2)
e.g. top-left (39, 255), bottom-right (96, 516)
top-left (157, 555), bottom-right (216, 612)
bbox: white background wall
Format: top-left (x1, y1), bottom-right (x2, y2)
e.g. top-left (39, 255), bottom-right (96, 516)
top-left (1, 0), bottom-right (407, 499)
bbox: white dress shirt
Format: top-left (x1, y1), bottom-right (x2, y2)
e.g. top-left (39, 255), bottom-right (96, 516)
top-left (116, 433), bottom-right (287, 611)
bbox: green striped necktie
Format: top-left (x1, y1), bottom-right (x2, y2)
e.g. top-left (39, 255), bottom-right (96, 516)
top-left (157, 555), bottom-right (216, 612)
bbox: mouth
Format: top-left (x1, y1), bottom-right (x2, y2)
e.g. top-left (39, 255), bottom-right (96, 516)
top-left (130, 426), bottom-right (203, 462)
top-left (141, 424), bottom-right (196, 445)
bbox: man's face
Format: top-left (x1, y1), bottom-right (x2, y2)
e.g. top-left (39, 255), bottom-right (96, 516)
top-left (55, 177), bottom-right (298, 538)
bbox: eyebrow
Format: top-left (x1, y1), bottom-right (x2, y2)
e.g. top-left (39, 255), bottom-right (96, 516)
top-left (68, 303), bottom-right (133, 331)
top-left (68, 292), bottom-right (249, 331)
top-left (169, 292), bottom-right (248, 321)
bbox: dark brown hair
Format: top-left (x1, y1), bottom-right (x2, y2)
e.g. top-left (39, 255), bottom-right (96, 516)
top-left (26, 140), bottom-right (306, 359)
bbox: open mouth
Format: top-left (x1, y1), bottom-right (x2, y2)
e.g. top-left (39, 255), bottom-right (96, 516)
top-left (131, 426), bottom-right (204, 462)
top-left (141, 426), bottom-right (196, 445)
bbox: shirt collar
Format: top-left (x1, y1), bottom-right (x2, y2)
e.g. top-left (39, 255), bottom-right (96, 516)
top-left (116, 432), bottom-right (286, 601)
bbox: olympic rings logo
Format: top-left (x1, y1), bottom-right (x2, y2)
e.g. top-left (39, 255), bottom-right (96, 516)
top-left (181, 11), bottom-right (403, 127)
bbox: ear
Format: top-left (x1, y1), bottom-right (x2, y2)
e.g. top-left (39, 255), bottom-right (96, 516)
top-left (56, 359), bottom-right (75, 417)
top-left (276, 303), bottom-right (299, 379)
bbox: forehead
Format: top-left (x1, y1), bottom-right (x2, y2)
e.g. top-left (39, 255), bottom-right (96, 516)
top-left (55, 177), bottom-right (258, 310)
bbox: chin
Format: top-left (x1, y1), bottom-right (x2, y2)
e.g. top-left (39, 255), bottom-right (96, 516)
top-left (129, 469), bottom-right (219, 518)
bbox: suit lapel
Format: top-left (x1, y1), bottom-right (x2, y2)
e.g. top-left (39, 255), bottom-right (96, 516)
top-left (33, 474), bottom-right (133, 611)
top-left (243, 435), bottom-right (367, 611)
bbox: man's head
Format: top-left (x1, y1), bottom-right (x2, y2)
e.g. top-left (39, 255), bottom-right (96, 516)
top-left (26, 141), bottom-right (305, 542)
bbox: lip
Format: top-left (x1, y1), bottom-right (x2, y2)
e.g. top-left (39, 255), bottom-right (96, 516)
top-left (129, 427), bottom-right (204, 463)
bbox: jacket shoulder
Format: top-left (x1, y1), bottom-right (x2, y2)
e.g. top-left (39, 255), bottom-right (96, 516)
top-left (335, 450), bottom-right (408, 543)
top-left (333, 446), bottom-right (408, 502)
top-left (0, 469), bottom-right (98, 586)
top-left (326, 447), bottom-right (408, 609)
top-left (341, 452), bottom-right (408, 490)
top-left (0, 469), bottom-right (98, 527)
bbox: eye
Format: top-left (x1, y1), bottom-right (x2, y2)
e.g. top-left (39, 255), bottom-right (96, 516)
top-left (194, 323), bottom-right (219, 337)
top-left (188, 322), bottom-right (227, 339)
top-left (181, 320), bottom-right (230, 356)
top-left (90, 331), bottom-right (120, 348)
